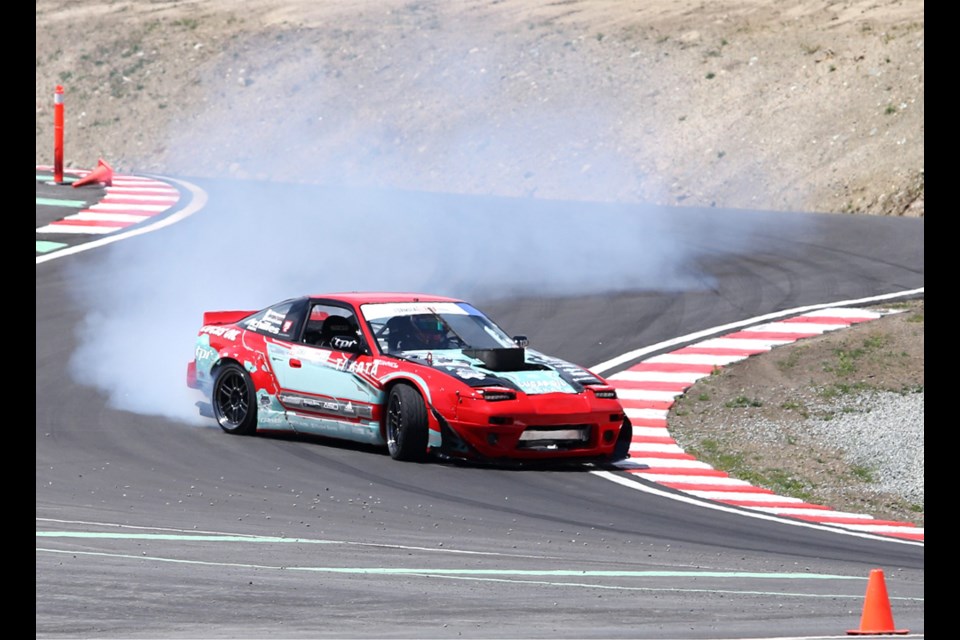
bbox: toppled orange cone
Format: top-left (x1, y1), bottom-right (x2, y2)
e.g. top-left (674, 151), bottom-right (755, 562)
top-left (847, 568), bottom-right (909, 635)
top-left (72, 158), bottom-right (113, 188)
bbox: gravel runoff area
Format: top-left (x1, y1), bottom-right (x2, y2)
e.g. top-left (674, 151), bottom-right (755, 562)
top-left (734, 391), bottom-right (927, 509)
top-left (805, 391), bottom-right (924, 506)
top-left (668, 299), bottom-right (924, 527)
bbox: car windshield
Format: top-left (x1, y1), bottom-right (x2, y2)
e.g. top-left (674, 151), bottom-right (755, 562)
top-left (361, 301), bottom-right (517, 355)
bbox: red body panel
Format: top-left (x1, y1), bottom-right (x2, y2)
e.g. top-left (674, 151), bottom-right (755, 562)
top-left (202, 310), bottom-right (256, 326)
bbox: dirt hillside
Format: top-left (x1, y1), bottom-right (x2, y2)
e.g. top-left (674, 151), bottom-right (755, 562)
top-left (36, 0), bottom-right (923, 216)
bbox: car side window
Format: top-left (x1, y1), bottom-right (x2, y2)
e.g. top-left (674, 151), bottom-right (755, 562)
top-left (302, 306), bottom-right (329, 346)
top-left (240, 300), bottom-right (302, 340)
top-left (302, 303), bottom-right (366, 354)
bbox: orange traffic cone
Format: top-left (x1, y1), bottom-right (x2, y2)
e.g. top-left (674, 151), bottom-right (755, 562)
top-left (72, 158), bottom-right (113, 188)
top-left (847, 568), bottom-right (909, 635)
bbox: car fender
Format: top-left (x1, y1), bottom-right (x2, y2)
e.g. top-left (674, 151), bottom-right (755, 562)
top-left (378, 367), bottom-right (463, 435)
top-left (211, 340), bottom-right (278, 395)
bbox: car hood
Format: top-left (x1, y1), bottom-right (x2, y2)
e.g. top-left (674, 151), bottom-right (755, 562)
top-left (398, 347), bottom-right (605, 395)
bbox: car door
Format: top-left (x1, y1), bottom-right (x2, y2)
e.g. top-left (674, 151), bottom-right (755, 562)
top-left (266, 302), bottom-right (385, 444)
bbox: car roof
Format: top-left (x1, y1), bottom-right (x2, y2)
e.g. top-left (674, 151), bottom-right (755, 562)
top-left (308, 292), bottom-right (464, 305)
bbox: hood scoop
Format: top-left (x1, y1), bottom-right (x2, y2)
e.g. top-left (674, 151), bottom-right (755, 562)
top-left (462, 347), bottom-right (534, 372)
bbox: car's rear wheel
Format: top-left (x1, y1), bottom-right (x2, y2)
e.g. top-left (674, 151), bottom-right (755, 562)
top-left (612, 416), bottom-right (633, 461)
top-left (212, 362), bottom-right (258, 435)
top-left (386, 384), bottom-right (429, 461)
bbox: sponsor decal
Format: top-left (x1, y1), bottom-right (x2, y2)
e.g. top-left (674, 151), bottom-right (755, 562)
top-left (331, 336), bottom-right (358, 350)
top-left (285, 347), bottom-right (395, 381)
top-left (528, 352), bottom-right (598, 383)
top-left (495, 367), bottom-right (578, 395)
top-left (450, 367), bottom-right (486, 380)
top-left (331, 356), bottom-right (382, 377)
top-left (515, 378), bottom-right (572, 394)
top-left (278, 392), bottom-right (374, 419)
top-left (249, 309), bottom-right (287, 334)
top-left (361, 301), bottom-right (468, 320)
top-left (200, 325), bottom-right (241, 340)
top-left (195, 344), bottom-right (217, 364)
top-left (291, 345), bottom-right (332, 363)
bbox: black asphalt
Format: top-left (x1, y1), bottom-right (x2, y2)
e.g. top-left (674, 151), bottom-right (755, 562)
top-left (37, 176), bottom-right (924, 639)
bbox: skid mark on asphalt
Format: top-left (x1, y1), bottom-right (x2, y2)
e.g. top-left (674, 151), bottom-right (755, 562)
top-left (594, 295), bottom-right (924, 543)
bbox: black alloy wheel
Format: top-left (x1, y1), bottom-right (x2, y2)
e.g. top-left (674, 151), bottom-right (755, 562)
top-left (212, 362), bottom-right (258, 435)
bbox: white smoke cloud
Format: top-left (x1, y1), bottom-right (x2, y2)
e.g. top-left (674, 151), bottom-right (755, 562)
top-left (65, 16), bottom-right (793, 424)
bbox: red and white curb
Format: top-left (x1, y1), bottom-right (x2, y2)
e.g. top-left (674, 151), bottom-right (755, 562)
top-left (36, 165), bottom-right (180, 235)
top-left (605, 307), bottom-right (924, 543)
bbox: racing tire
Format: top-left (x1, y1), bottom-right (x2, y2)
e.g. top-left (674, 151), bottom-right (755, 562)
top-left (611, 416), bottom-right (633, 461)
top-left (212, 362), bottom-right (258, 436)
top-left (386, 384), bottom-right (429, 462)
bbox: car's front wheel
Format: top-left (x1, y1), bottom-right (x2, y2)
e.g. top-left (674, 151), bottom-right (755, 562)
top-left (386, 384), bottom-right (429, 461)
top-left (612, 416), bottom-right (633, 461)
top-left (212, 362), bottom-right (258, 435)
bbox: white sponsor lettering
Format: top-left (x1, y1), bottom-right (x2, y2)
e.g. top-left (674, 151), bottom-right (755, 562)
top-left (361, 301), bottom-right (467, 320)
top-left (332, 336), bottom-right (358, 350)
top-left (520, 379), bottom-right (570, 393)
top-left (453, 368), bottom-right (486, 380)
top-left (201, 326), bottom-right (241, 340)
top-left (331, 357), bottom-right (382, 376)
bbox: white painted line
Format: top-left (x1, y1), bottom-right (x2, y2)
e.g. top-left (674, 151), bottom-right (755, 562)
top-left (609, 371), bottom-right (709, 383)
top-left (632, 472), bottom-right (725, 481)
top-left (774, 510), bottom-right (877, 520)
top-left (87, 202), bottom-right (172, 212)
top-left (622, 407), bottom-right (670, 420)
top-left (643, 353), bottom-right (751, 366)
top-left (741, 321), bottom-right (846, 334)
top-left (631, 426), bottom-right (672, 437)
top-left (642, 475), bottom-right (754, 487)
top-left (627, 458), bottom-right (713, 470)
top-left (751, 506), bottom-right (847, 516)
top-left (107, 186), bottom-right (179, 194)
top-left (842, 524), bottom-right (925, 534)
top-left (685, 490), bottom-right (805, 502)
top-left (615, 389), bottom-right (683, 402)
top-left (804, 308), bottom-right (885, 319)
top-left (37, 224), bottom-right (118, 235)
top-left (629, 443), bottom-right (685, 454)
top-left (684, 337), bottom-right (779, 351)
top-left (68, 212), bottom-right (150, 223)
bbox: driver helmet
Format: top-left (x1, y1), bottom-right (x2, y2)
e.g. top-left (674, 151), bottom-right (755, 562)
top-left (409, 314), bottom-right (446, 347)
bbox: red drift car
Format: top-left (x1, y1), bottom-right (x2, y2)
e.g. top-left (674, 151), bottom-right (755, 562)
top-left (187, 292), bottom-right (632, 465)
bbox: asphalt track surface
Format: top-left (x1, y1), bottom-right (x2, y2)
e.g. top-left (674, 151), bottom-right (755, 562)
top-left (37, 168), bottom-right (924, 639)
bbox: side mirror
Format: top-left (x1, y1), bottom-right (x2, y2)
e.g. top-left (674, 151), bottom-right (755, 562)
top-left (513, 335), bottom-right (529, 348)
